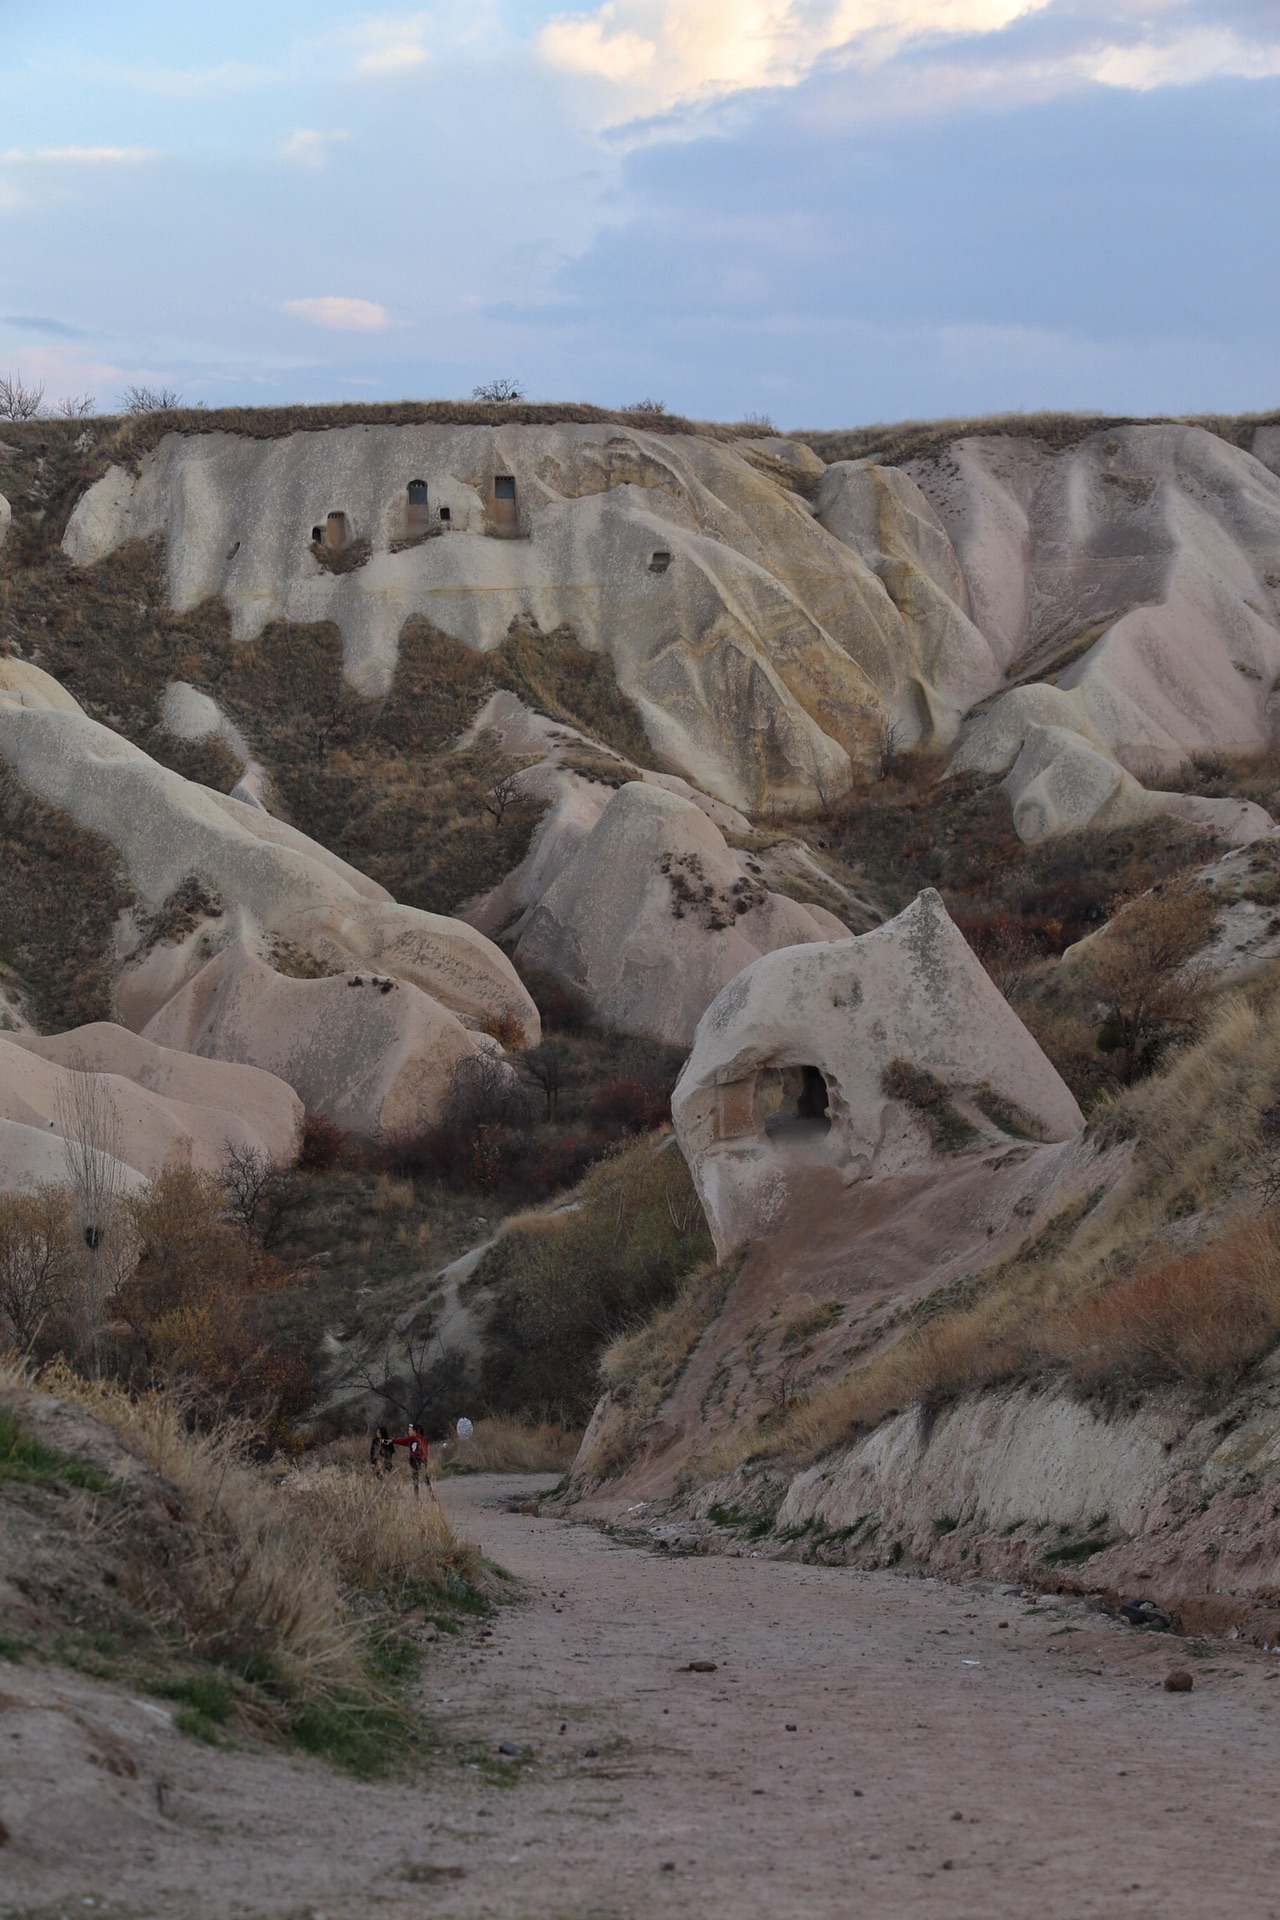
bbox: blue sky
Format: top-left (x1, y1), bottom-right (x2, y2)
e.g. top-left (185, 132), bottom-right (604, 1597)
top-left (1, 1), bottom-right (1277, 425)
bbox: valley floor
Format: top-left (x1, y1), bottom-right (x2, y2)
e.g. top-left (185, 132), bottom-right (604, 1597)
top-left (5, 1473), bottom-right (1280, 1920)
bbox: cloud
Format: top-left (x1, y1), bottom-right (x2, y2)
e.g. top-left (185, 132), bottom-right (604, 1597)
top-left (537, 0), bottom-right (1053, 120)
top-left (1, 146), bottom-right (157, 165)
top-left (2, 315), bottom-right (88, 338)
top-left (280, 129), bottom-right (349, 170)
top-left (281, 297), bottom-right (392, 331)
top-left (351, 12), bottom-right (433, 76)
top-left (111, 61), bottom-right (273, 99)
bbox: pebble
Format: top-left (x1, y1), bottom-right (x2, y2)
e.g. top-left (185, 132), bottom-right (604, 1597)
top-left (498, 1741), bottom-right (523, 1756)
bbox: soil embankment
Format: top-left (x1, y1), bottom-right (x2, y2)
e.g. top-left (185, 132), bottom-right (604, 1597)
top-left (4, 1473), bottom-right (1280, 1918)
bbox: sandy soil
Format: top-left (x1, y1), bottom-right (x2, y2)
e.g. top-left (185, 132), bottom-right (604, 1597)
top-left (4, 1472), bottom-right (1280, 1920)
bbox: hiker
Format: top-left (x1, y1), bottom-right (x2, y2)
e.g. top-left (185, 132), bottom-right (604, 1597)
top-left (369, 1424), bottom-right (395, 1477)
top-left (393, 1420), bottom-right (429, 1497)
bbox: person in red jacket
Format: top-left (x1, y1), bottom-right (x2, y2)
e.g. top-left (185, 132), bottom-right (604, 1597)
top-left (392, 1421), bottom-right (428, 1497)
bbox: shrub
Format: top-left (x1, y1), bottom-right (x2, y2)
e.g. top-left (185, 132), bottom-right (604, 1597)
top-left (476, 1137), bottom-right (713, 1420)
top-left (1086, 885), bottom-right (1217, 1084)
top-left (879, 1059), bottom-right (978, 1153)
top-left (586, 1076), bottom-right (669, 1134)
top-left (298, 1114), bottom-right (345, 1172)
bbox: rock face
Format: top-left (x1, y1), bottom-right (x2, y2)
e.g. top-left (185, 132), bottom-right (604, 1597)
top-left (514, 782), bottom-right (847, 1047)
top-left (916, 425), bottom-right (1280, 767)
top-left (0, 658), bottom-right (537, 1136)
top-left (142, 940), bottom-right (486, 1142)
top-left (672, 889), bottom-right (1083, 1259)
top-left (0, 492), bottom-right (10, 553)
top-left (60, 424), bottom-right (1003, 812)
top-left (1002, 724), bottom-right (1273, 848)
top-left (0, 1117), bottom-right (147, 1201)
top-left (0, 1023), bottom-right (302, 1186)
top-left (815, 460), bottom-right (1000, 740)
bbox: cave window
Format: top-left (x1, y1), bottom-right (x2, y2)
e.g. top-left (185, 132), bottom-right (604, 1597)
top-left (648, 550), bottom-right (672, 574)
top-left (439, 505), bottom-right (451, 523)
top-left (324, 511), bottom-right (350, 550)
top-left (494, 475), bottom-right (516, 501)
top-left (407, 479), bottom-right (428, 504)
top-left (311, 525), bottom-right (324, 543)
top-left (762, 1064), bottom-right (832, 1137)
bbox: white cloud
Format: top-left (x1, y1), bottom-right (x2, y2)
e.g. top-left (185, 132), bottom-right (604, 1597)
top-left (537, 0), bottom-right (1053, 120)
top-left (281, 129), bottom-right (349, 169)
top-left (351, 12), bottom-right (433, 76)
top-left (1089, 26), bottom-right (1280, 91)
top-left (1, 146), bottom-right (157, 165)
top-left (112, 61), bottom-right (272, 99)
top-left (281, 297), bottom-right (392, 331)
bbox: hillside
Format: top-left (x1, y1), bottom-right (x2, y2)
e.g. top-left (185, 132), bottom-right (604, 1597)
top-left (4, 401), bottom-right (1280, 1640)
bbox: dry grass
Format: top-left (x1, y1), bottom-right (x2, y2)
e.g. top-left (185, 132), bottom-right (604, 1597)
top-left (27, 1363), bottom-right (475, 1708)
top-left (706, 978), bottom-right (1280, 1474)
top-left (794, 405), bottom-right (1280, 469)
top-left (443, 1415), bottom-right (582, 1474)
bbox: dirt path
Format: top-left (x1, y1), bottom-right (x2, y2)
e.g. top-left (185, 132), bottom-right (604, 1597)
top-left (5, 1473), bottom-right (1280, 1919)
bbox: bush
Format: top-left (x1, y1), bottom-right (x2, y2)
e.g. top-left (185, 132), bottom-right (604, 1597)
top-left (298, 1114), bottom-right (345, 1171)
top-left (475, 1136), bottom-right (713, 1420)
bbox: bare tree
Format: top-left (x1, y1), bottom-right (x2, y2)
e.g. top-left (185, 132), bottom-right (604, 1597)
top-left (472, 377), bottom-right (525, 402)
top-left (0, 372), bottom-right (44, 420)
top-left (483, 767), bottom-right (523, 829)
top-left (351, 1326), bottom-right (439, 1424)
top-left (522, 1039), bottom-right (565, 1121)
top-left (622, 398), bottom-right (667, 414)
top-left (1089, 887), bottom-right (1217, 1085)
top-left (0, 1188), bottom-right (75, 1351)
top-left (221, 1142), bottom-right (303, 1251)
top-left (121, 383), bottom-right (182, 414)
top-left (57, 1062), bottom-right (130, 1376)
top-left (55, 392), bottom-right (95, 418)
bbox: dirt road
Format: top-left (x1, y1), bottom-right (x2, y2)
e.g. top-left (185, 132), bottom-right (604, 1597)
top-left (5, 1472), bottom-right (1280, 1919)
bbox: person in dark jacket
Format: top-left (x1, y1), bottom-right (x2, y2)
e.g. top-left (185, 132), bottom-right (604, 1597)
top-left (369, 1424), bottom-right (395, 1477)
top-left (392, 1421), bottom-right (429, 1496)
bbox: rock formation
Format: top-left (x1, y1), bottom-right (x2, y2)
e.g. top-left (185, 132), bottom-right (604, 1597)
top-left (60, 424), bottom-right (997, 811)
top-left (513, 781), bottom-right (847, 1046)
top-left (672, 889), bottom-right (1082, 1259)
top-left (0, 658), bottom-right (537, 1138)
top-left (0, 1022), bottom-right (301, 1188)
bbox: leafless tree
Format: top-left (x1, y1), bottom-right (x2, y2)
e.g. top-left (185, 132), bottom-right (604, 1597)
top-left (221, 1142), bottom-right (303, 1251)
top-left (522, 1040), bottom-right (565, 1121)
top-left (0, 1189), bottom-right (75, 1351)
top-left (55, 392), bottom-right (95, 418)
top-left (351, 1326), bottom-right (439, 1424)
top-left (0, 372), bottom-right (45, 420)
top-left (121, 383), bottom-right (182, 414)
top-left (483, 767), bottom-right (523, 829)
top-left (472, 377), bottom-right (525, 402)
top-left (56, 1061), bottom-right (132, 1376)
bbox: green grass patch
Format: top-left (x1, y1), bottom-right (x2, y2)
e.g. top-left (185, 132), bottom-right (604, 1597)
top-left (1041, 1534), bottom-right (1115, 1566)
top-left (0, 1410), bottom-right (112, 1493)
top-left (707, 1501), bottom-right (773, 1540)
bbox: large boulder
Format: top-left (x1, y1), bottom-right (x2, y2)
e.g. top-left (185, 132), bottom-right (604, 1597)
top-left (59, 423), bottom-right (1002, 811)
top-left (514, 782), bottom-right (848, 1047)
top-left (141, 939), bottom-right (485, 1141)
top-left (672, 889), bottom-right (1083, 1259)
top-left (0, 1024), bottom-right (301, 1184)
top-left (1003, 724), bottom-right (1273, 849)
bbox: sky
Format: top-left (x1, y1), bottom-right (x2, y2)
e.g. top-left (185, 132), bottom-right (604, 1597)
top-left (1, 0), bottom-right (1277, 427)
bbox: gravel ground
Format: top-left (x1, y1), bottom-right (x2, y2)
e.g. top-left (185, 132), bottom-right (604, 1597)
top-left (3, 1471), bottom-right (1280, 1919)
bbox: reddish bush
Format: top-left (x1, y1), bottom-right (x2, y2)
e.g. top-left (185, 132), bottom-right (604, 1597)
top-left (298, 1113), bottom-right (345, 1171)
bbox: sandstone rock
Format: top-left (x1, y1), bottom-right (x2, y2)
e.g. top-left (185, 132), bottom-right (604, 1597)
top-left (672, 889), bottom-right (1083, 1258)
top-left (909, 425), bottom-right (1280, 766)
top-left (1004, 724), bottom-right (1273, 849)
top-left (59, 423), bottom-right (990, 811)
top-left (0, 1024), bottom-right (301, 1183)
top-left (0, 1117), bottom-right (147, 1201)
top-left (0, 661), bottom-right (538, 1043)
top-left (0, 492), bottom-right (10, 553)
top-left (140, 938), bottom-right (487, 1140)
top-left (6, 1023), bottom-right (302, 1169)
top-left (816, 461), bottom-right (1001, 741)
top-left (515, 782), bottom-right (847, 1047)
